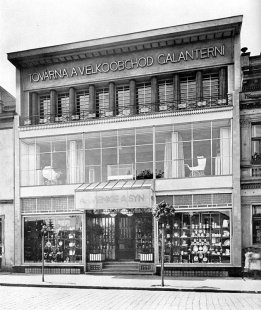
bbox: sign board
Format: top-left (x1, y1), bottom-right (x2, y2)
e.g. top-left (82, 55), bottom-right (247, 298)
top-left (75, 189), bottom-right (152, 210)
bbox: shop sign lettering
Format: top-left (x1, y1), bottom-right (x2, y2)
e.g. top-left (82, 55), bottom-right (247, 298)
top-left (76, 189), bottom-right (151, 210)
top-left (29, 45), bottom-right (225, 83)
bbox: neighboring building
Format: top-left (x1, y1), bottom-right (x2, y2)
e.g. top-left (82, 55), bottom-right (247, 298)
top-left (0, 86), bottom-right (16, 271)
top-left (8, 16), bottom-right (242, 276)
top-left (240, 49), bottom-right (261, 251)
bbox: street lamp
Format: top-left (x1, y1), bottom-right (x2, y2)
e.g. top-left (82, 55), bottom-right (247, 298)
top-left (41, 224), bottom-right (49, 282)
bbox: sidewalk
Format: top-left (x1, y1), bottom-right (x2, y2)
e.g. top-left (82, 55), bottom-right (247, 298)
top-left (0, 273), bottom-right (261, 293)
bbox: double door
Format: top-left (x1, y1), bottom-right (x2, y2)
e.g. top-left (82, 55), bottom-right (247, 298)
top-left (86, 213), bottom-right (135, 261)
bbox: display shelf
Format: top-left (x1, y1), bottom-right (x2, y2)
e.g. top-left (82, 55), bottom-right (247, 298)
top-left (135, 216), bottom-right (153, 260)
top-left (158, 211), bottom-right (231, 264)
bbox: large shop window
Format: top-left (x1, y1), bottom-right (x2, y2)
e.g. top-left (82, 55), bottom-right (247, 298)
top-left (158, 210), bottom-right (231, 264)
top-left (251, 124), bottom-right (261, 165)
top-left (24, 215), bottom-right (82, 264)
top-left (20, 120), bottom-right (231, 186)
top-left (253, 206), bottom-right (261, 245)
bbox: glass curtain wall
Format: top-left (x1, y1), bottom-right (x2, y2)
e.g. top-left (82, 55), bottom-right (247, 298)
top-left (155, 119), bottom-right (232, 178)
top-left (20, 120), bottom-right (232, 186)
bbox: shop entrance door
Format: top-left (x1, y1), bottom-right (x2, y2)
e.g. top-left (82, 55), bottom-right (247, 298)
top-left (117, 216), bottom-right (135, 260)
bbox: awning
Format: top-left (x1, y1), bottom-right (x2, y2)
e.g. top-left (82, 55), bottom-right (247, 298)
top-left (75, 179), bottom-right (154, 210)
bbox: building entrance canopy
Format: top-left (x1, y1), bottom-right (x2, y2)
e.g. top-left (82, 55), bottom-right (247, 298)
top-left (75, 179), bottom-right (154, 210)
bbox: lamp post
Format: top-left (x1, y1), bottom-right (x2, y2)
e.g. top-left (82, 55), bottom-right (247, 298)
top-left (152, 200), bottom-right (175, 287)
top-left (41, 224), bottom-right (48, 282)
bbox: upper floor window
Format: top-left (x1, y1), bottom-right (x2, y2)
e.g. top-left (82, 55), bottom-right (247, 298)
top-left (252, 124), bottom-right (261, 164)
top-left (136, 82), bottom-right (152, 113)
top-left (253, 206), bottom-right (261, 244)
top-left (57, 93), bottom-right (69, 118)
top-left (39, 95), bottom-right (50, 121)
top-left (96, 88), bottom-right (109, 117)
top-left (203, 72), bottom-right (219, 101)
top-left (180, 74), bottom-right (196, 108)
top-left (158, 78), bottom-right (174, 107)
top-left (76, 91), bottom-right (89, 118)
top-left (116, 85), bottom-right (130, 115)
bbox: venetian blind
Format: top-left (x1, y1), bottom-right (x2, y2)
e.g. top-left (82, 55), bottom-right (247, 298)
top-left (180, 75), bottom-right (196, 104)
top-left (203, 72), bottom-right (219, 100)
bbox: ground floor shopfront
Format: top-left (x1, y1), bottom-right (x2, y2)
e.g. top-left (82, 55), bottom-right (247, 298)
top-left (19, 181), bottom-right (240, 276)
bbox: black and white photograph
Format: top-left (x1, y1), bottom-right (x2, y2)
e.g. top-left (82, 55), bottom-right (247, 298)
top-left (0, 0), bottom-right (261, 309)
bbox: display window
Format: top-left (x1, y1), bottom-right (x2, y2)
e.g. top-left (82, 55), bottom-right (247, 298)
top-left (24, 215), bottom-right (82, 264)
top-left (158, 210), bottom-right (231, 264)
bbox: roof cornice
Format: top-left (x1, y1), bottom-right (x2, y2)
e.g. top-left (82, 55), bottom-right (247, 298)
top-left (8, 15), bottom-right (242, 68)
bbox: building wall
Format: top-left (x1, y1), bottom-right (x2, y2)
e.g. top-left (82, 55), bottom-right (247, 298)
top-left (0, 204), bottom-right (14, 270)
top-left (0, 129), bottom-right (14, 200)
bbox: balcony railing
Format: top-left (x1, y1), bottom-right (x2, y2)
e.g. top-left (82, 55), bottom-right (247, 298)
top-left (20, 94), bottom-right (232, 126)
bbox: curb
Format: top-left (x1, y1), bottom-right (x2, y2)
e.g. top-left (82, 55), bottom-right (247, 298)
top-left (0, 282), bottom-right (261, 294)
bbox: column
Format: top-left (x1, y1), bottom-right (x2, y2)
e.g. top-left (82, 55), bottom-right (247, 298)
top-left (89, 85), bottom-right (96, 117)
top-left (50, 89), bottom-right (57, 122)
top-left (109, 82), bottom-right (115, 116)
top-left (173, 74), bottom-right (180, 109)
top-left (31, 92), bottom-right (39, 124)
top-left (196, 71), bottom-right (203, 103)
top-left (69, 87), bottom-right (76, 118)
top-left (129, 80), bottom-right (137, 115)
top-left (151, 77), bottom-right (158, 112)
top-left (219, 68), bottom-right (227, 101)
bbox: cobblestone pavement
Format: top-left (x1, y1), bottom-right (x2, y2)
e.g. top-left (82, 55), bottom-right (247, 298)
top-left (0, 286), bottom-right (261, 310)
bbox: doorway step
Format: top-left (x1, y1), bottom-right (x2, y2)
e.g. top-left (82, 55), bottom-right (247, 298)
top-left (102, 261), bottom-right (139, 274)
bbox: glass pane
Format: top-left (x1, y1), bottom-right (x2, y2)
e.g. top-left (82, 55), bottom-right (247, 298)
top-left (24, 215), bottom-right (82, 263)
top-left (193, 122), bottom-right (211, 140)
top-left (85, 149), bottom-right (100, 166)
top-left (136, 145), bottom-right (153, 162)
top-left (212, 119), bottom-right (231, 139)
top-left (136, 162), bottom-right (153, 179)
top-left (101, 131), bottom-right (117, 148)
top-left (102, 148), bottom-right (117, 181)
top-left (119, 146), bottom-right (135, 165)
top-left (118, 129), bottom-right (135, 146)
top-left (174, 123), bottom-right (192, 142)
top-left (85, 166), bottom-right (101, 183)
top-left (85, 133), bottom-right (100, 149)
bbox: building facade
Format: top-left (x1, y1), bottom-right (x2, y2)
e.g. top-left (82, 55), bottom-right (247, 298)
top-left (0, 86), bottom-right (16, 271)
top-left (8, 16), bottom-right (242, 276)
top-left (240, 49), bottom-right (261, 251)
